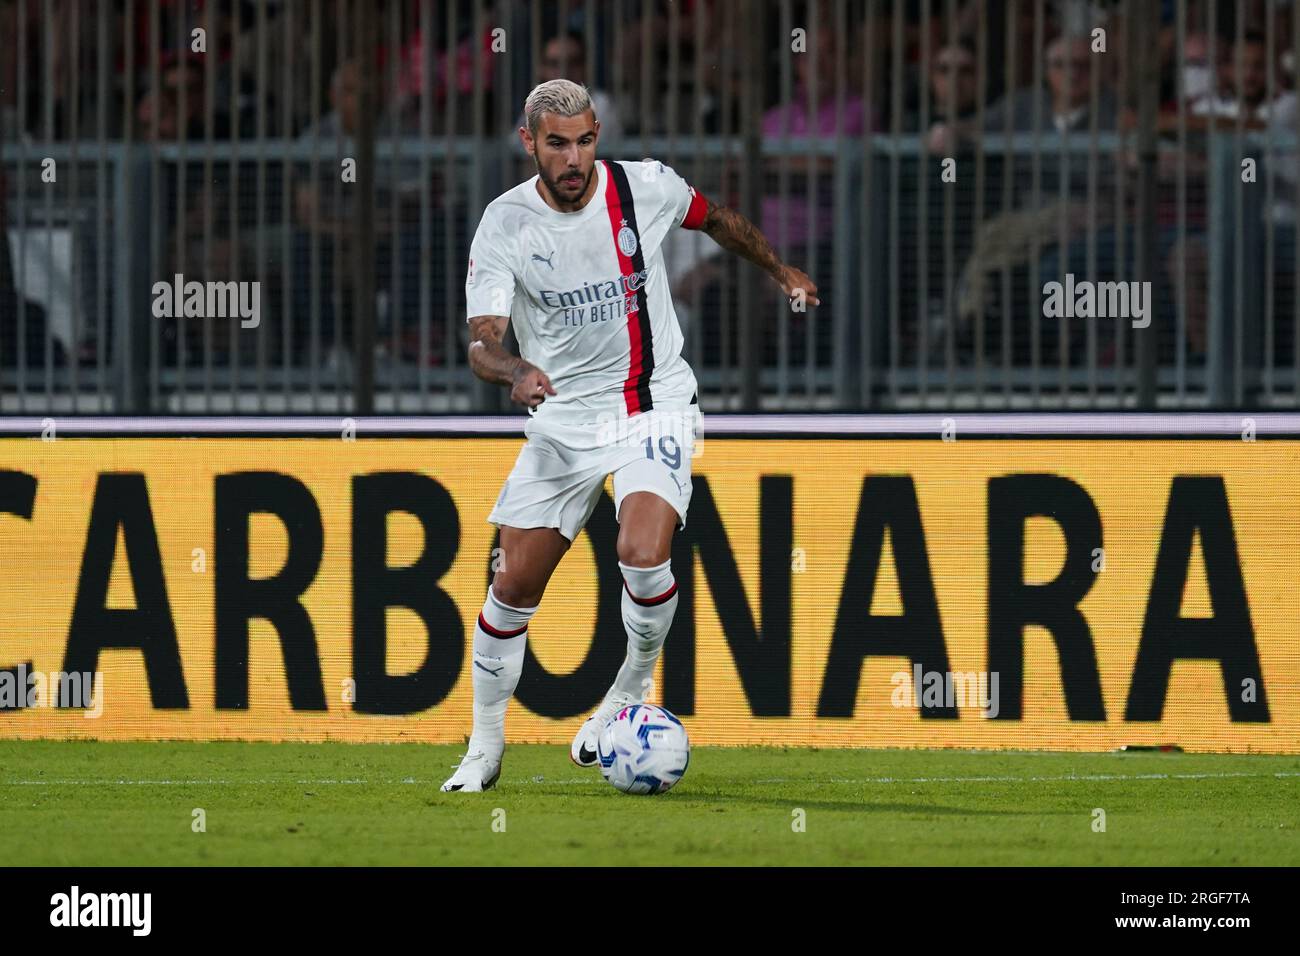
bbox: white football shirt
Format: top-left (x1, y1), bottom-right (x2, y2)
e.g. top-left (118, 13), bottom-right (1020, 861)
top-left (465, 158), bottom-right (709, 425)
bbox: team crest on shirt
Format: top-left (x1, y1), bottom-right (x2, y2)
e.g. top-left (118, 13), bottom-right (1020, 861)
top-left (617, 219), bottom-right (638, 257)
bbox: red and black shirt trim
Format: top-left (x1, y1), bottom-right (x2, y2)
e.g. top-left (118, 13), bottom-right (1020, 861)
top-left (603, 160), bottom-right (655, 415)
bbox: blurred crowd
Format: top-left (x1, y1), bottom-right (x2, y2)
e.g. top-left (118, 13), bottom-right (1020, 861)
top-left (3, 0), bottom-right (1300, 376)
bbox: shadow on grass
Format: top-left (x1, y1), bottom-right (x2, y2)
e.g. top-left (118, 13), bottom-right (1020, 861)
top-left (509, 784), bottom-right (1048, 817)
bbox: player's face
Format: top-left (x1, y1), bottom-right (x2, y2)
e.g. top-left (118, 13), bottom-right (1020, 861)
top-left (524, 110), bottom-right (600, 210)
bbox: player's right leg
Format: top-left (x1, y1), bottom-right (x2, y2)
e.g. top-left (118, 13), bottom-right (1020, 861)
top-left (441, 525), bottom-right (572, 792)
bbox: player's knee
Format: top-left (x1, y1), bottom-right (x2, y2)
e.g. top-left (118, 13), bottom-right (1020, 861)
top-left (617, 542), bottom-right (670, 569)
top-left (490, 575), bottom-right (543, 610)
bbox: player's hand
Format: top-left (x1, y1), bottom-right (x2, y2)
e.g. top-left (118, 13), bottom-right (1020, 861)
top-left (511, 364), bottom-right (557, 409)
top-left (773, 265), bottom-right (820, 308)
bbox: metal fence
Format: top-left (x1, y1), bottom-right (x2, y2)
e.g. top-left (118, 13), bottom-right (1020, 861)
top-left (2, 0), bottom-right (1299, 411)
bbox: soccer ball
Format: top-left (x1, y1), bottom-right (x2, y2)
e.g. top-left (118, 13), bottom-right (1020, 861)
top-left (596, 703), bottom-right (690, 795)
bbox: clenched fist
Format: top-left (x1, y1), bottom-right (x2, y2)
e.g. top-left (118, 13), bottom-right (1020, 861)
top-left (772, 264), bottom-right (821, 308)
top-left (511, 363), bottom-right (557, 409)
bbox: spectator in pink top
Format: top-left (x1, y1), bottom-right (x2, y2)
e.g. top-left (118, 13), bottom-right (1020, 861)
top-left (762, 27), bottom-right (870, 252)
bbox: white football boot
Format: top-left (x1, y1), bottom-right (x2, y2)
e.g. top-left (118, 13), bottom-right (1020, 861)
top-left (440, 748), bottom-right (502, 792)
top-left (570, 689), bottom-right (640, 768)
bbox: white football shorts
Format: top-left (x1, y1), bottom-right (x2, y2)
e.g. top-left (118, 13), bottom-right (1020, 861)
top-left (487, 404), bottom-right (702, 542)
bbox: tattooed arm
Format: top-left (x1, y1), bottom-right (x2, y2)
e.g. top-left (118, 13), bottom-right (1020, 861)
top-left (699, 198), bottom-right (820, 306)
top-left (467, 314), bottom-right (557, 409)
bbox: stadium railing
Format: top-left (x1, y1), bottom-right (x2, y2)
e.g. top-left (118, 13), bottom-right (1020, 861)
top-left (1, 130), bottom-right (1292, 412)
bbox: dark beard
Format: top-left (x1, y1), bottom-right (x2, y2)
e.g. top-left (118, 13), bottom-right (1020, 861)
top-left (536, 159), bottom-right (593, 208)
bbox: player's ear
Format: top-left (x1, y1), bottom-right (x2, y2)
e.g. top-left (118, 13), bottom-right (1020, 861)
top-left (519, 125), bottom-right (534, 156)
top-left (592, 117), bottom-right (601, 141)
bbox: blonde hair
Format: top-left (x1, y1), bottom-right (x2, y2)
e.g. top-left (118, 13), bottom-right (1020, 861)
top-left (524, 79), bottom-right (595, 136)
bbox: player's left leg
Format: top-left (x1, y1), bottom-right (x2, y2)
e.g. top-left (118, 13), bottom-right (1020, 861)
top-left (570, 490), bottom-right (684, 767)
top-left (569, 406), bottom-right (696, 766)
top-left (609, 490), bottom-right (680, 697)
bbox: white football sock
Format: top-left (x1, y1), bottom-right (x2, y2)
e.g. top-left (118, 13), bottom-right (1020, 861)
top-left (610, 558), bottom-right (678, 701)
top-left (469, 586), bottom-right (536, 755)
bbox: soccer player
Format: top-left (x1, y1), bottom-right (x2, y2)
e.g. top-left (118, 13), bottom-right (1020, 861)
top-left (442, 78), bottom-right (818, 791)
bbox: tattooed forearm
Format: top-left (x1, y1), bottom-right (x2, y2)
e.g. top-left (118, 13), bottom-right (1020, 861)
top-left (467, 314), bottom-right (532, 387)
top-left (699, 199), bottom-right (782, 277)
top-left (467, 314), bottom-right (557, 408)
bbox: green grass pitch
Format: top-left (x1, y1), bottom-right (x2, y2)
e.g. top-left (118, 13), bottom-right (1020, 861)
top-left (2, 741), bottom-right (1297, 865)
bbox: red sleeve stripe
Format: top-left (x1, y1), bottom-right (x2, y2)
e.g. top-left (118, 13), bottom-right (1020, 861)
top-left (681, 189), bottom-right (708, 230)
